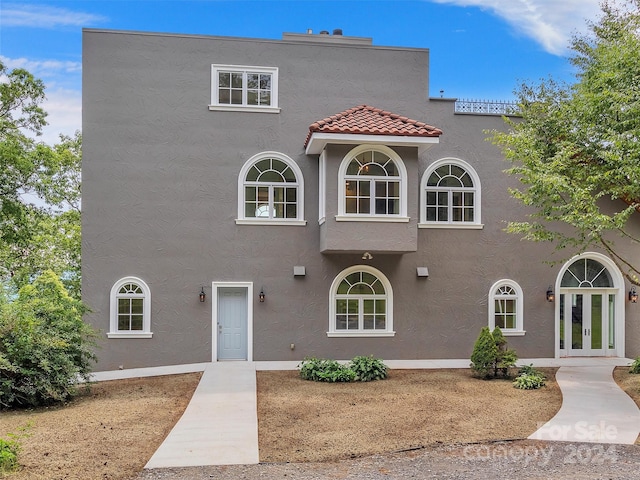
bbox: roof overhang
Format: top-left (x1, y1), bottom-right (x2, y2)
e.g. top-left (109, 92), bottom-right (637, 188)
top-left (305, 132), bottom-right (440, 155)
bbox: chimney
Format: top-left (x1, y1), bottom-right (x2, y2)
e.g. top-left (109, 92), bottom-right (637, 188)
top-left (333, 28), bottom-right (343, 36)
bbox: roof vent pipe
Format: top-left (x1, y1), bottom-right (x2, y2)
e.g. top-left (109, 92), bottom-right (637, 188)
top-left (319, 30), bottom-right (329, 35)
top-left (307, 29), bottom-right (313, 34)
top-left (333, 28), bottom-right (343, 35)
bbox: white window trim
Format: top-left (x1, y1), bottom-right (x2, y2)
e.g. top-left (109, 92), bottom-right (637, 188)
top-left (328, 265), bottom-right (395, 337)
top-left (419, 157), bottom-right (482, 228)
top-left (108, 276), bottom-right (152, 339)
top-left (209, 64), bottom-right (280, 113)
top-left (236, 151), bottom-right (306, 225)
top-left (318, 150), bottom-right (326, 225)
top-left (488, 279), bottom-right (525, 336)
top-left (338, 145), bottom-right (408, 220)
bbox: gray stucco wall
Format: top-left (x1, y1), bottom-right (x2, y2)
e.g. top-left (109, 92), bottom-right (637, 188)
top-left (82, 29), bottom-right (640, 371)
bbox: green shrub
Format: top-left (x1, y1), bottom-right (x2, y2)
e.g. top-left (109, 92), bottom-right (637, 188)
top-left (0, 438), bottom-right (19, 473)
top-left (0, 271), bottom-right (97, 409)
top-left (629, 357), bottom-right (640, 374)
top-left (299, 357), bottom-right (356, 382)
top-left (0, 424), bottom-right (30, 474)
top-left (513, 364), bottom-right (546, 390)
top-left (470, 326), bottom-right (518, 379)
top-left (299, 356), bottom-right (388, 383)
top-left (349, 355), bottom-right (388, 382)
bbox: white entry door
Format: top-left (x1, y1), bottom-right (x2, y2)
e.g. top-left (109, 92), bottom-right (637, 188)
top-left (217, 287), bottom-right (248, 360)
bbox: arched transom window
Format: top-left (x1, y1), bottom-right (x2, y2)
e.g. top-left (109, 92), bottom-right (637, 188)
top-left (109, 277), bottom-right (152, 338)
top-left (561, 258), bottom-right (614, 288)
top-left (237, 152), bottom-right (305, 224)
top-left (339, 145), bottom-right (407, 219)
top-left (420, 158), bottom-right (481, 227)
top-left (488, 279), bottom-right (524, 335)
top-left (328, 266), bottom-right (395, 337)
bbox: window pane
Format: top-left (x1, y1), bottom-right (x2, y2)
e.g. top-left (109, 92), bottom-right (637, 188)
top-left (441, 176), bottom-right (463, 187)
top-left (118, 315), bottom-right (130, 331)
top-left (247, 90), bottom-right (258, 105)
top-left (359, 181), bottom-right (370, 196)
top-left (375, 315), bottom-right (386, 329)
top-left (363, 299), bottom-right (374, 314)
top-left (231, 72), bottom-right (243, 88)
top-left (274, 204), bottom-right (284, 218)
top-left (347, 315), bottom-right (358, 329)
top-left (336, 299), bottom-right (348, 314)
top-left (337, 280), bottom-right (350, 295)
top-left (218, 89), bottom-right (230, 104)
top-left (375, 299), bottom-right (386, 312)
top-left (345, 198), bottom-right (357, 213)
top-left (285, 204), bottom-right (297, 218)
top-left (375, 181), bottom-right (387, 197)
top-left (364, 315), bottom-right (374, 329)
top-left (131, 299), bottom-right (143, 314)
top-left (336, 315), bottom-right (347, 330)
top-left (346, 160), bottom-right (361, 175)
top-left (438, 207), bottom-right (448, 221)
top-left (452, 191), bottom-right (462, 206)
top-left (273, 187), bottom-right (285, 202)
top-left (285, 188), bottom-right (296, 202)
top-left (218, 72), bottom-right (230, 87)
top-left (259, 74), bottom-right (271, 89)
top-left (231, 90), bottom-right (242, 104)
top-left (118, 298), bottom-right (130, 314)
top-left (247, 73), bottom-right (259, 89)
top-left (358, 198), bottom-right (370, 214)
top-left (131, 315), bottom-right (143, 331)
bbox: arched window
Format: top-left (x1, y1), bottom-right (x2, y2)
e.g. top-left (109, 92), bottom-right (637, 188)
top-left (420, 158), bottom-right (481, 227)
top-left (108, 277), bottom-right (152, 338)
top-left (328, 266), bottom-right (394, 337)
top-left (488, 279), bottom-right (524, 335)
top-left (560, 258), bottom-right (614, 287)
top-left (338, 145), bottom-right (408, 219)
top-left (237, 152), bottom-right (305, 225)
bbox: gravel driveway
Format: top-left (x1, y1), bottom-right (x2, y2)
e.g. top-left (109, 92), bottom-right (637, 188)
top-left (135, 440), bottom-right (640, 479)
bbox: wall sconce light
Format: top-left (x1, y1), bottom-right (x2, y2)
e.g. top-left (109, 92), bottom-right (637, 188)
top-left (630, 287), bottom-right (638, 303)
top-left (259, 289), bottom-right (265, 303)
top-left (199, 287), bottom-right (206, 302)
top-left (546, 286), bottom-right (555, 303)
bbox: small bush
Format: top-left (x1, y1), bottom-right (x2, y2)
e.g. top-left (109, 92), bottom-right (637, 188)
top-left (349, 355), bottom-right (388, 382)
top-left (0, 425), bottom-right (30, 474)
top-left (513, 364), bottom-right (546, 390)
top-left (299, 358), bottom-right (355, 382)
top-left (629, 357), bottom-right (640, 374)
top-left (470, 326), bottom-right (518, 379)
top-left (299, 356), bottom-right (388, 383)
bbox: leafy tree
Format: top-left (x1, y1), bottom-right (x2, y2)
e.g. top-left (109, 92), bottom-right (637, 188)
top-left (0, 271), bottom-right (96, 408)
top-left (0, 60), bottom-right (82, 296)
top-left (491, 1), bottom-right (640, 284)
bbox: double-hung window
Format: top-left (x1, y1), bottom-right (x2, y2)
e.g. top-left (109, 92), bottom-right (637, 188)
top-left (338, 145), bottom-right (408, 220)
top-left (108, 277), bottom-right (152, 338)
top-left (488, 279), bottom-right (525, 336)
top-left (210, 65), bottom-right (279, 113)
top-left (237, 152), bottom-right (305, 225)
top-left (420, 158), bottom-right (482, 228)
top-left (328, 266), bottom-right (394, 337)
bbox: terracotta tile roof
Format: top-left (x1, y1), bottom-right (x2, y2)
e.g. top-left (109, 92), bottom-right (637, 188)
top-left (304, 105), bottom-right (443, 148)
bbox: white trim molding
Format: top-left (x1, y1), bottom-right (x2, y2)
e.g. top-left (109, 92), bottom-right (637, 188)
top-left (488, 279), bottom-right (525, 336)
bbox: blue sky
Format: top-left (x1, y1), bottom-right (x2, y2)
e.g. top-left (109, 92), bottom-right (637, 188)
top-left (0, 0), bottom-right (603, 145)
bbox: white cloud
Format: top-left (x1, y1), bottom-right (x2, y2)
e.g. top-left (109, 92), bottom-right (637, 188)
top-left (40, 88), bottom-right (82, 146)
top-left (430, 0), bottom-right (602, 55)
top-left (1, 3), bottom-right (106, 28)
top-left (1, 55), bottom-right (81, 77)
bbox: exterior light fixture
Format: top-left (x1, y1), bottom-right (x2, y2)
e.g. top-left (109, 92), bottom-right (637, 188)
top-left (199, 287), bottom-right (206, 302)
top-left (259, 289), bottom-right (265, 302)
top-left (546, 286), bottom-right (555, 303)
top-left (630, 287), bottom-right (638, 303)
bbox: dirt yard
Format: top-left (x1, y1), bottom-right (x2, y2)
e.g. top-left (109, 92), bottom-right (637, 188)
top-left (2, 366), bottom-right (639, 479)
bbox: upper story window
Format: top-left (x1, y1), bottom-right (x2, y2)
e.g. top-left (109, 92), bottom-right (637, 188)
top-left (338, 145), bottom-right (408, 222)
top-left (328, 265), bottom-right (395, 337)
top-left (236, 152), bottom-right (306, 226)
top-left (488, 279), bottom-right (525, 336)
top-left (420, 158), bottom-right (482, 228)
top-left (108, 277), bottom-right (152, 338)
top-left (210, 64), bottom-right (280, 113)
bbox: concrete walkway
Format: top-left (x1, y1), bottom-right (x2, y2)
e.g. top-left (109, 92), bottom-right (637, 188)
top-left (529, 365), bottom-right (640, 444)
top-left (144, 362), bottom-right (259, 468)
top-left (89, 357), bottom-right (639, 469)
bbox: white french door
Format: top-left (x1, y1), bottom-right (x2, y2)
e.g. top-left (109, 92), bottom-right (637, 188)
top-left (560, 290), bottom-right (615, 356)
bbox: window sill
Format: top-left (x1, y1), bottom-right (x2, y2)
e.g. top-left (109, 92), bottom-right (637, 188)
top-left (335, 215), bottom-right (409, 223)
top-left (107, 332), bottom-right (153, 339)
top-left (327, 331), bottom-right (396, 338)
top-left (235, 219), bottom-right (307, 226)
top-left (501, 330), bottom-right (526, 337)
top-left (418, 223), bottom-right (484, 229)
top-left (208, 105), bottom-right (281, 114)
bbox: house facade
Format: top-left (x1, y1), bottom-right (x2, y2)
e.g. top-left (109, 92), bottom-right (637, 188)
top-left (82, 28), bottom-right (640, 371)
